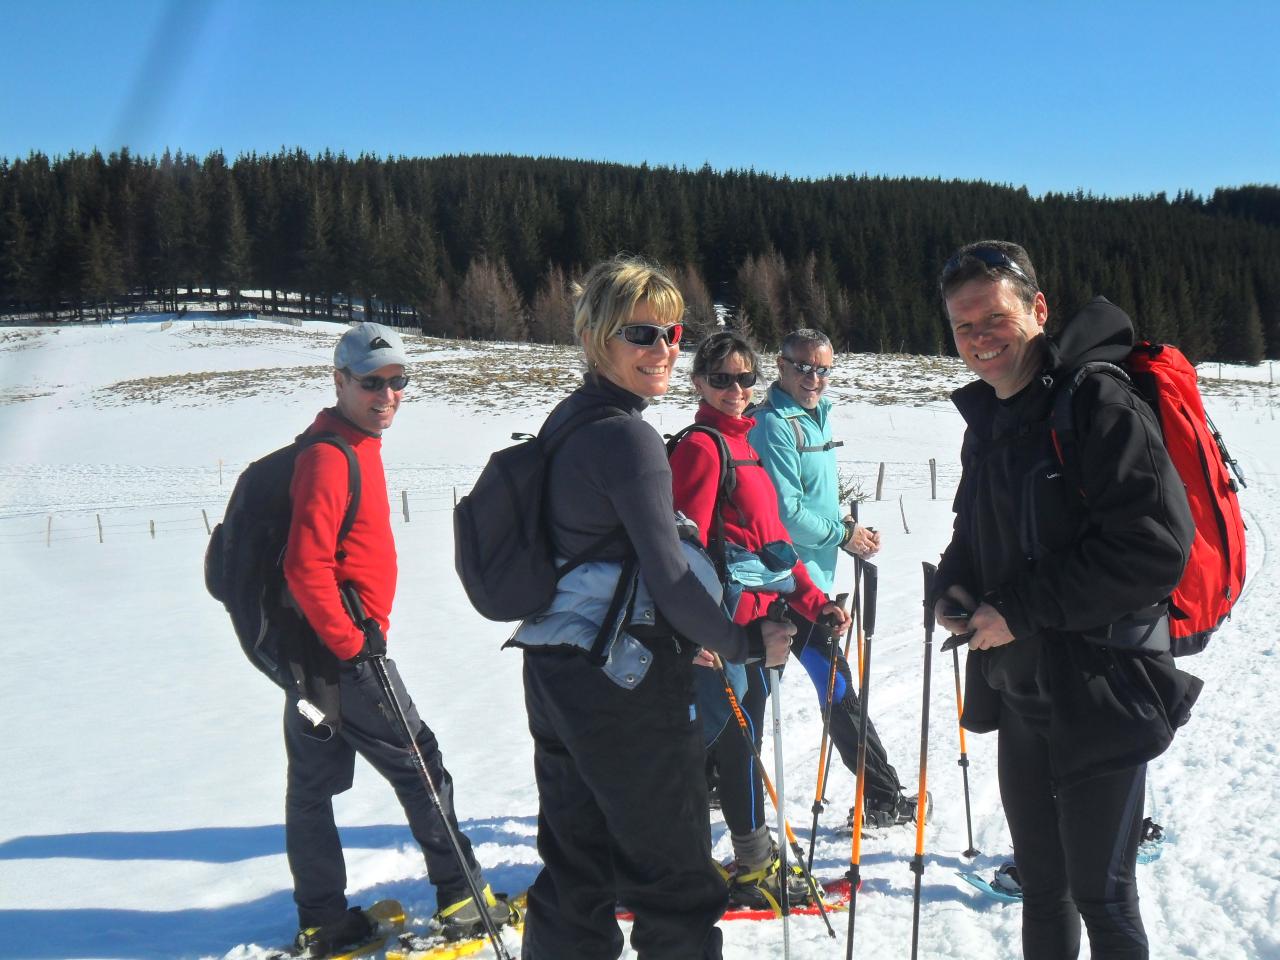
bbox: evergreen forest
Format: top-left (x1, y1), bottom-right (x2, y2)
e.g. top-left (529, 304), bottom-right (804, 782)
top-left (1, 149), bottom-right (1277, 363)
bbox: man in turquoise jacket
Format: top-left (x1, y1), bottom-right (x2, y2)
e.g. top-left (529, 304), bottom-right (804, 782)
top-left (749, 329), bottom-right (879, 591)
top-left (749, 328), bottom-right (923, 829)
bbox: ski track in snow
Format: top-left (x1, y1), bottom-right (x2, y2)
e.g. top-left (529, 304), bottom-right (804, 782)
top-left (1, 320), bottom-right (1277, 959)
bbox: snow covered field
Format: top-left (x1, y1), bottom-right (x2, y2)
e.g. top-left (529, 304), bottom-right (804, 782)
top-left (1, 318), bottom-right (1277, 959)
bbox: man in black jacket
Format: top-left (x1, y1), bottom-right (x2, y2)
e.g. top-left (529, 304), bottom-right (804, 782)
top-left (932, 241), bottom-right (1201, 960)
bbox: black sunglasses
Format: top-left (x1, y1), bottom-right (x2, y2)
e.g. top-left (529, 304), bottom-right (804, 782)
top-left (615, 322), bottom-right (684, 347)
top-left (345, 369), bottom-right (409, 392)
top-left (782, 357), bottom-right (832, 378)
top-left (941, 246), bottom-right (1032, 285)
top-left (704, 371), bottom-right (758, 390)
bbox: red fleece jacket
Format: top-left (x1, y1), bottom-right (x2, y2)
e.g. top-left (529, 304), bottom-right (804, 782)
top-left (670, 404), bottom-right (828, 625)
top-left (284, 408), bottom-right (396, 660)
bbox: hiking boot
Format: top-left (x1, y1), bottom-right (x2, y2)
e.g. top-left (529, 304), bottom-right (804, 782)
top-left (726, 845), bottom-right (815, 912)
top-left (294, 906), bottom-right (374, 958)
top-left (854, 791), bottom-right (931, 829)
top-left (991, 861), bottom-right (1022, 896)
top-left (433, 884), bottom-right (518, 941)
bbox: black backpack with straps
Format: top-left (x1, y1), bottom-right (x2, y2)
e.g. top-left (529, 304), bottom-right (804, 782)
top-left (205, 433), bottom-right (359, 701)
top-left (455, 405), bottom-right (628, 622)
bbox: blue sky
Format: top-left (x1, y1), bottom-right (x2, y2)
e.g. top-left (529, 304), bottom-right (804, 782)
top-left (2, 0), bottom-right (1276, 199)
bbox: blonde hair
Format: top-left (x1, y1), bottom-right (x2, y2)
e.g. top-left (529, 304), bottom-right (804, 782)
top-left (573, 256), bottom-right (684, 370)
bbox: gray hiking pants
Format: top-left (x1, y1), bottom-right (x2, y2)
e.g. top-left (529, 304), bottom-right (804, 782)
top-left (284, 656), bottom-right (480, 927)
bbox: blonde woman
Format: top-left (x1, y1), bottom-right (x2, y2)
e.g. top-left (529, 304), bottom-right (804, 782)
top-left (510, 257), bottom-right (793, 960)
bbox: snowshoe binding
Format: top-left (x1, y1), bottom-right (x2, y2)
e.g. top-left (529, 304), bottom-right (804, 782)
top-left (725, 845), bottom-right (818, 915)
top-left (1137, 817), bottom-right (1165, 864)
top-left (852, 791), bottom-right (931, 830)
top-left (432, 884), bottom-right (519, 941)
top-left (291, 900), bottom-right (405, 959)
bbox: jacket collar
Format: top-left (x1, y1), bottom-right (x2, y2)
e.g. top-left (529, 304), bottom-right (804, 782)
top-left (313, 407), bottom-right (382, 442)
top-left (694, 403), bottom-right (755, 437)
top-left (764, 381), bottom-right (828, 420)
top-left (580, 372), bottom-right (649, 413)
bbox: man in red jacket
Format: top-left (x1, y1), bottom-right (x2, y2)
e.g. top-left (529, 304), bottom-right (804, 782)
top-left (282, 322), bottom-right (512, 957)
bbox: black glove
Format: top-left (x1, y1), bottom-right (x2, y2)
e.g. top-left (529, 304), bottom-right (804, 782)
top-left (348, 620), bottom-right (387, 663)
top-left (744, 617), bottom-right (767, 663)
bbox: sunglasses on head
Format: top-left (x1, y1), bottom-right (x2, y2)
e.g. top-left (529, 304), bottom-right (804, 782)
top-left (615, 322), bottom-right (684, 347)
top-left (704, 371), bottom-right (758, 390)
top-left (783, 356), bottom-right (832, 378)
top-left (345, 369), bottom-right (410, 392)
top-left (941, 246), bottom-right (1032, 286)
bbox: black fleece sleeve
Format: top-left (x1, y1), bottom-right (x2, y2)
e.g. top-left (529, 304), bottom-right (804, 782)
top-left (991, 375), bottom-right (1194, 637)
top-left (602, 417), bottom-right (750, 662)
top-left (934, 432), bottom-right (980, 604)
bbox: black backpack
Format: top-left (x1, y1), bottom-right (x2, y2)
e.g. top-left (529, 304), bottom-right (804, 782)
top-left (454, 405), bottom-right (626, 622)
top-left (204, 433), bottom-right (360, 702)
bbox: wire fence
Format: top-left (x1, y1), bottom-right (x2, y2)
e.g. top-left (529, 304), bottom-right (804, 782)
top-left (0, 457), bottom-right (962, 548)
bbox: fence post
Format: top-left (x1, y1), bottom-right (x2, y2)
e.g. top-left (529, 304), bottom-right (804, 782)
top-left (150, 520), bottom-right (156, 540)
top-left (97, 514), bottom-right (104, 544)
top-left (453, 486), bottom-right (458, 508)
top-left (201, 509), bottom-right (211, 534)
top-left (929, 458), bottom-right (937, 500)
top-left (46, 516), bottom-right (52, 548)
top-left (876, 462), bottom-right (886, 501)
top-left (402, 490), bottom-right (410, 522)
top-left (899, 495), bottom-right (911, 534)
top-left (219, 459), bottom-right (223, 485)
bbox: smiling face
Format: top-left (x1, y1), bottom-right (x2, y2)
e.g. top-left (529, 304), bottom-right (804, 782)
top-left (334, 362), bottom-right (404, 433)
top-left (693, 349), bottom-right (755, 418)
top-left (776, 340), bottom-right (833, 410)
top-left (945, 277), bottom-right (1049, 398)
top-left (598, 299), bottom-right (679, 398)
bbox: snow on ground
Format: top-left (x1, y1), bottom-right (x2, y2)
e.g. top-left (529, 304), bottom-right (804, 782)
top-left (1, 318), bottom-right (1277, 959)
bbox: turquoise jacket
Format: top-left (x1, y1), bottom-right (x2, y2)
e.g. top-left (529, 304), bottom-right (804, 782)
top-left (748, 382), bottom-right (844, 593)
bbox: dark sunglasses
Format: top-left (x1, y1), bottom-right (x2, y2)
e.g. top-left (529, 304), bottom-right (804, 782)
top-left (704, 371), bottom-right (758, 390)
top-left (345, 369), bottom-right (409, 392)
top-left (615, 322), bottom-right (684, 347)
top-left (941, 246), bottom-right (1031, 285)
top-left (783, 356), bottom-right (832, 378)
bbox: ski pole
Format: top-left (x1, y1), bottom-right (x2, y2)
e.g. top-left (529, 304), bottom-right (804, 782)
top-left (767, 598), bottom-right (792, 959)
top-left (342, 584), bottom-right (511, 960)
top-left (805, 588), bottom-right (851, 875)
top-left (843, 561), bottom-right (878, 960)
top-left (808, 503), bottom-right (867, 873)
top-left (910, 563), bottom-right (937, 960)
top-left (714, 656), bottom-right (836, 937)
top-left (951, 643), bottom-right (979, 859)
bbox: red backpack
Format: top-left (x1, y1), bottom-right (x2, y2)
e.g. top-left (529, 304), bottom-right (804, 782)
top-left (1050, 342), bottom-right (1247, 656)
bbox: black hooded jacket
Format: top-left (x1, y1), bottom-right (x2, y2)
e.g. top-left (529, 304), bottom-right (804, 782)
top-left (937, 297), bottom-right (1200, 785)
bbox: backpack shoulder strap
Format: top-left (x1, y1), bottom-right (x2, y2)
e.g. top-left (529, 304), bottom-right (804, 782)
top-left (540, 404), bottom-right (629, 456)
top-left (785, 413), bottom-right (845, 454)
top-left (297, 433), bottom-right (362, 546)
top-left (667, 423), bottom-right (759, 581)
top-left (537, 405), bottom-right (631, 580)
top-left (1049, 360), bottom-right (1131, 499)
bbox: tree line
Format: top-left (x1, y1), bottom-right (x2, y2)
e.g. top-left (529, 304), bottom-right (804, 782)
top-left (1, 148), bottom-right (1277, 362)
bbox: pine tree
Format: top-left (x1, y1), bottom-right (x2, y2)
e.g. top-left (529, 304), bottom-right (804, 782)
top-left (458, 257), bottom-right (526, 341)
top-left (529, 262), bottom-right (576, 344)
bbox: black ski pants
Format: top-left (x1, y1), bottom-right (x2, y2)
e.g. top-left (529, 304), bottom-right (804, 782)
top-left (788, 613), bottom-right (903, 806)
top-left (284, 657), bottom-right (480, 928)
top-left (710, 614), bottom-right (901, 839)
top-left (999, 707), bottom-right (1149, 960)
top-left (521, 642), bottom-right (727, 960)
